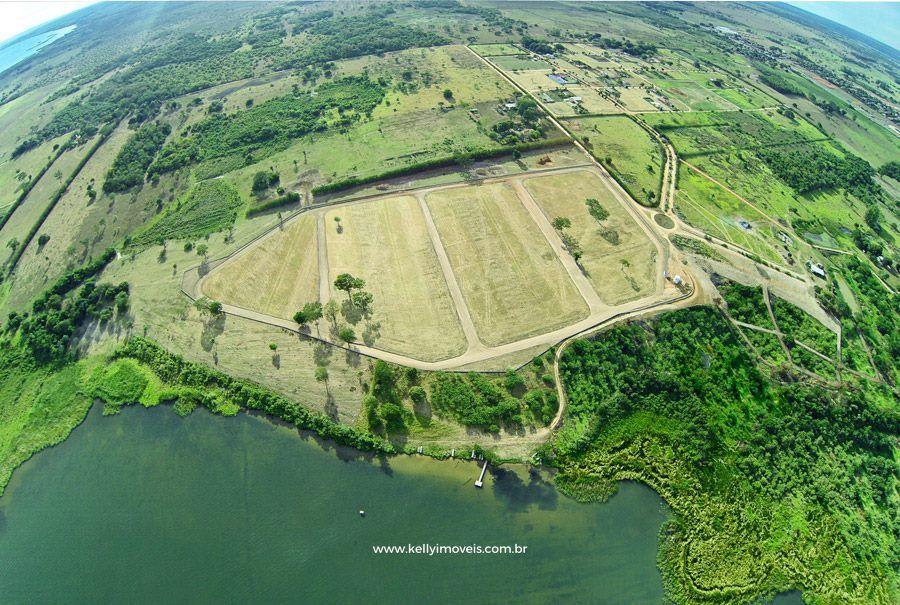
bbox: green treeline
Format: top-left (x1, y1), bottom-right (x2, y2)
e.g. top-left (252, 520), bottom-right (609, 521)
top-left (14, 34), bottom-right (252, 157)
top-left (103, 122), bottom-right (171, 193)
top-left (550, 307), bottom-right (898, 604)
top-left (4, 248), bottom-right (123, 363)
top-left (428, 372), bottom-right (520, 433)
top-left (758, 144), bottom-right (881, 199)
top-left (114, 337), bottom-right (395, 454)
top-left (312, 139), bottom-right (571, 196)
top-left (277, 8), bottom-right (447, 69)
top-left (149, 76), bottom-right (385, 175)
top-left (246, 191), bottom-right (301, 218)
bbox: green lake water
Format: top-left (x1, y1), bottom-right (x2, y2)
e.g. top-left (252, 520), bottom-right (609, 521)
top-left (0, 404), bottom-right (671, 604)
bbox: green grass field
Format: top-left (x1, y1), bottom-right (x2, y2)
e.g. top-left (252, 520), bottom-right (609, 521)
top-left (0, 135), bottom-right (97, 262)
top-left (469, 43), bottom-right (522, 56)
top-left (491, 55), bottom-right (552, 71)
top-left (523, 170), bottom-right (657, 304)
top-left (566, 116), bottom-right (663, 206)
top-left (675, 164), bottom-right (785, 264)
top-left (426, 181), bottom-right (588, 346)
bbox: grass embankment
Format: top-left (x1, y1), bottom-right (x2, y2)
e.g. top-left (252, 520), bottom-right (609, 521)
top-left (550, 307), bottom-right (897, 604)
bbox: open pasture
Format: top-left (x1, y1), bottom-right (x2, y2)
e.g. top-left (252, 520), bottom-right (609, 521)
top-left (675, 165), bottom-right (785, 265)
top-left (523, 170), bottom-right (658, 304)
top-left (324, 195), bottom-right (467, 361)
top-left (0, 135), bottom-right (96, 259)
top-left (565, 116), bottom-right (663, 206)
top-left (490, 55), bottom-right (552, 71)
top-left (469, 43), bottom-right (522, 57)
top-left (426, 181), bottom-right (589, 347)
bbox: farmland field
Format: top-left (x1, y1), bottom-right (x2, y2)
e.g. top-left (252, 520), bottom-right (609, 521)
top-left (0, 3), bottom-right (897, 605)
top-left (565, 116), bottom-right (663, 206)
top-left (201, 214), bottom-right (319, 322)
top-left (490, 55), bottom-right (552, 71)
top-left (426, 181), bottom-right (589, 346)
top-left (523, 170), bottom-right (658, 304)
top-left (469, 43), bottom-right (522, 56)
top-left (324, 195), bottom-right (467, 361)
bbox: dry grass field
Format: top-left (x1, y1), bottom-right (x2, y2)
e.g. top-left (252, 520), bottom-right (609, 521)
top-left (2, 124), bottom-right (133, 310)
top-left (202, 214), bottom-right (319, 320)
top-left (99, 244), bottom-right (364, 424)
top-left (0, 135), bottom-right (97, 255)
top-left (426, 182), bottom-right (589, 346)
top-left (523, 170), bottom-right (658, 304)
top-left (325, 195), bottom-right (467, 361)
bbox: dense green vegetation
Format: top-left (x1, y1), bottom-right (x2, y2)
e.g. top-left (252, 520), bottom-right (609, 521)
top-left (277, 7), bottom-right (447, 69)
top-left (837, 257), bottom-right (899, 383)
top-left (102, 122), bottom-right (171, 193)
top-left (128, 180), bottom-right (243, 247)
top-left (0, 349), bottom-right (94, 497)
top-left (716, 279), bottom-right (774, 328)
top-left (551, 307), bottom-right (897, 604)
top-left (0, 250), bottom-right (127, 495)
top-left (771, 295), bottom-right (838, 356)
top-left (115, 337), bottom-right (394, 453)
top-left (150, 77), bottom-right (385, 175)
top-left (428, 372), bottom-right (520, 433)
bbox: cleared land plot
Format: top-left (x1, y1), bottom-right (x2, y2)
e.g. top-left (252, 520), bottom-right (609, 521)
top-left (651, 79), bottom-right (738, 111)
top-left (507, 70), bottom-right (561, 93)
top-left (566, 116), bottom-right (663, 206)
top-left (470, 43), bottom-right (522, 56)
top-left (426, 182), bottom-right (588, 346)
top-left (675, 165), bottom-right (785, 265)
top-left (491, 55), bottom-right (551, 71)
top-left (325, 195), bottom-right (466, 361)
top-left (523, 170), bottom-right (657, 304)
top-left (201, 214), bottom-right (319, 321)
top-left (571, 88), bottom-right (620, 114)
top-left (616, 87), bottom-right (666, 112)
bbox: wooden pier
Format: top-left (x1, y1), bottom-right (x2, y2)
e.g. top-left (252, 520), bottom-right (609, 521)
top-left (474, 461), bottom-right (488, 488)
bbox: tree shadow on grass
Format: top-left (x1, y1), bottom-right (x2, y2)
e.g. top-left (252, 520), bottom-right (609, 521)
top-left (200, 313), bottom-right (225, 352)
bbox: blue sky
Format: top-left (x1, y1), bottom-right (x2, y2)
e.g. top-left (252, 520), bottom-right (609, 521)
top-left (788, 2), bottom-right (900, 50)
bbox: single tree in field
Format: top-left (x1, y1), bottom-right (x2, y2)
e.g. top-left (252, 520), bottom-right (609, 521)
top-left (294, 301), bottom-right (323, 328)
top-left (196, 243), bottom-right (208, 258)
top-left (334, 273), bottom-right (365, 301)
top-left (324, 299), bottom-right (340, 327)
top-left (552, 216), bottom-right (571, 231)
top-left (302, 301), bottom-right (323, 323)
top-left (351, 291), bottom-right (374, 315)
top-left (338, 326), bottom-right (356, 343)
top-left (443, 88), bottom-right (453, 101)
top-left (207, 300), bottom-right (223, 315)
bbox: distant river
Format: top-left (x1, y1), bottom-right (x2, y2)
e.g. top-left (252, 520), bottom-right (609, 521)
top-left (0, 25), bottom-right (76, 76)
top-left (0, 404), bottom-right (670, 604)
